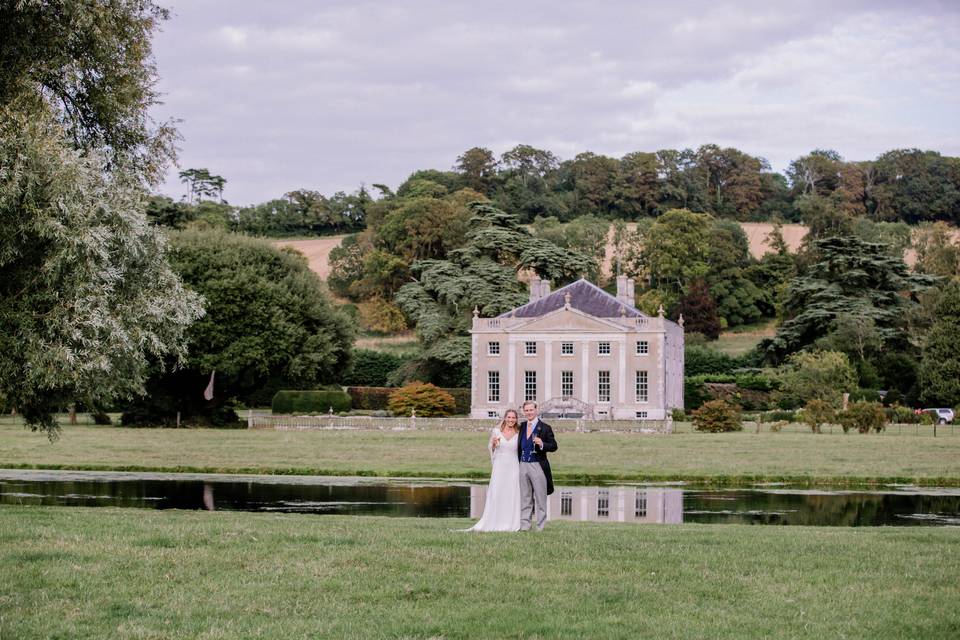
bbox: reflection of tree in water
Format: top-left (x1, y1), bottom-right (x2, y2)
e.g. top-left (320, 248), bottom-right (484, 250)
top-left (683, 491), bottom-right (960, 526)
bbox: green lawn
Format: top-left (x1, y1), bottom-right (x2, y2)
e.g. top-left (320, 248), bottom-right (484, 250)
top-left (2, 423), bottom-right (959, 485)
top-left (1, 506), bottom-right (957, 639)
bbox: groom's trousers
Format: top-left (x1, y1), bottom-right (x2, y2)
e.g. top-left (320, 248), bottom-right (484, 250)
top-left (519, 462), bottom-right (548, 530)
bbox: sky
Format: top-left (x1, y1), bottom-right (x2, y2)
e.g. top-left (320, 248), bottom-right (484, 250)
top-left (150, 0), bottom-right (960, 206)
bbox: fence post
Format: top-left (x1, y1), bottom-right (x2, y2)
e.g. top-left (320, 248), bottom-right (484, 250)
top-left (247, 409), bottom-right (253, 429)
top-left (410, 408), bottom-right (417, 430)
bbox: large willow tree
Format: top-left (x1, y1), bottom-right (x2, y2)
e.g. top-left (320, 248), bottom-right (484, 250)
top-left (0, 1), bottom-right (203, 435)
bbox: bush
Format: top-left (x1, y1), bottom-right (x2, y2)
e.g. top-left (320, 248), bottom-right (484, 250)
top-left (343, 350), bottom-right (405, 387)
top-left (671, 408), bottom-right (687, 421)
top-left (387, 382), bottom-right (456, 417)
top-left (802, 399), bottom-right (834, 434)
top-left (888, 405), bottom-right (920, 424)
top-left (272, 390), bottom-right (352, 415)
top-left (692, 399), bottom-right (743, 433)
top-left (838, 401), bottom-right (887, 434)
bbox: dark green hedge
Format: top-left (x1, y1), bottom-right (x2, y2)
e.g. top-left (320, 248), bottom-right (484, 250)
top-left (347, 386), bottom-right (393, 410)
top-left (272, 390), bottom-right (352, 414)
top-left (684, 346), bottom-right (744, 376)
top-left (343, 350), bottom-right (406, 387)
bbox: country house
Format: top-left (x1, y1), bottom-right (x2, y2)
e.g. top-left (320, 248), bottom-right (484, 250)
top-left (469, 276), bottom-right (685, 420)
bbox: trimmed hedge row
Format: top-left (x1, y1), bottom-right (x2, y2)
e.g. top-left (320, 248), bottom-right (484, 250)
top-left (272, 390), bottom-right (352, 414)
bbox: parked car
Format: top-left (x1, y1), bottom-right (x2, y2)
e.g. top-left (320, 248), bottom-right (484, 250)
top-left (923, 408), bottom-right (955, 424)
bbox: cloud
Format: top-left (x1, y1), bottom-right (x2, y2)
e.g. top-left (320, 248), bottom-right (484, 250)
top-left (151, 1), bottom-right (960, 205)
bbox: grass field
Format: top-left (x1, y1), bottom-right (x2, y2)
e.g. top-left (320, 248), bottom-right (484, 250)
top-left (0, 506), bottom-right (957, 639)
top-left (2, 423), bottom-right (958, 485)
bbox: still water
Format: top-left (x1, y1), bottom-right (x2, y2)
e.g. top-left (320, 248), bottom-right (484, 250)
top-left (1, 470), bottom-right (958, 527)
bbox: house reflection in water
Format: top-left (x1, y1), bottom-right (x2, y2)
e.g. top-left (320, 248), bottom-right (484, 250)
top-left (470, 486), bottom-right (683, 524)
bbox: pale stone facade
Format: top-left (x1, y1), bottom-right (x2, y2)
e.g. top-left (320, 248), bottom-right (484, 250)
top-left (470, 277), bottom-right (684, 420)
top-left (470, 486), bottom-right (683, 524)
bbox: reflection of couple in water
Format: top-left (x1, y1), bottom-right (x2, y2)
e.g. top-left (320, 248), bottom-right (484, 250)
top-left (467, 401), bottom-right (558, 532)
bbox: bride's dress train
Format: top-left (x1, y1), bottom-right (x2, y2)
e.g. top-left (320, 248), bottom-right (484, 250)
top-left (467, 429), bottom-right (521, 532)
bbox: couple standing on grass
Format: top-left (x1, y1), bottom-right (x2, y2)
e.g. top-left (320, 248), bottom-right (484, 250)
top-left (467, 401), bottom-right (558, 532)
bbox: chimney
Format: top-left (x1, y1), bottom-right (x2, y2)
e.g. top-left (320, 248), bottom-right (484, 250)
top-left (617, 275), bottom-right (635, 306)
top-left (540, 280), bottom-right (551, 299)
top-left (529, 276), bottom-right (542, 302)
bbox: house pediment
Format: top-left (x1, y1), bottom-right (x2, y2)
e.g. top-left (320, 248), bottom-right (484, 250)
top-left (507, 308), bottom-right (626, 333)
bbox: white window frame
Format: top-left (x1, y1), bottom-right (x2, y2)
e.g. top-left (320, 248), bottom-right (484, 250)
top-left (635, 491), bottom-right (647, 518)
top-left (524, 341), bottom-right (537, 356)
top-left (598, 370), bottom-right (611, 403)
top-left (597, 489), bottom-right (610, 517)
top-left (635, 370), bottom-right (648, 403)
top-left (524, 371), bottom-right (537, 402)
top-left (488, 341), bottom-right (500, 356)
top-left (561, 371), bottom-right (574, 398)
top-left (636, 340), bottom-right (649, 356)
top-left (487, 370), bottom-right (500, 403)
top-left (561, 342), bottom-right (574, 356)
top-left (598, 341), bottom-right (611, 356)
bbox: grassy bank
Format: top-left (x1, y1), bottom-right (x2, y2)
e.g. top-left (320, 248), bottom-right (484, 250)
top-left (2, 424), bottom-right (959, 485)
top-left (1, 506), bottom-right (957, 639)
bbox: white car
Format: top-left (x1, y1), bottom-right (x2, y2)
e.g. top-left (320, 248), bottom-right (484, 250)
top-left (924, 408), bottom-right (955, 424)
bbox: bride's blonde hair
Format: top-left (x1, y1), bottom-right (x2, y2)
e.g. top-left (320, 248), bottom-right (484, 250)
top-left (498, 409), bottom-right (519, 431)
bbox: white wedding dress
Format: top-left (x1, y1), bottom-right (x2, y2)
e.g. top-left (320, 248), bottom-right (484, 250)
top-left (467, 428), bottom-right (521, 532)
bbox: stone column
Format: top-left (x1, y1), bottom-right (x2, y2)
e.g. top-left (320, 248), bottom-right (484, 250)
top-left (507, 339), bottom-right (517, 405)
top-left (544, 339), bottom-right (552, 405)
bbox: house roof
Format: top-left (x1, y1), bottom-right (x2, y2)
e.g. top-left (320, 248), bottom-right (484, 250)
top-left (499, 278), bottom-right (648, 319)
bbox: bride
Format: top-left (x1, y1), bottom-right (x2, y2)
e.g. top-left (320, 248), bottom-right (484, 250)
top-left (467, 409), bottom-right (521, 532)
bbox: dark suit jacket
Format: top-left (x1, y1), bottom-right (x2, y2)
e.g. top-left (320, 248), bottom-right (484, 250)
top-left (518, 419), bottom-right (558, 495)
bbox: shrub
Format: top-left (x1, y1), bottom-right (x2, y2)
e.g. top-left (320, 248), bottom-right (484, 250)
top-left (888, 405), bottom-right (919, 424)
top-left (671, 408), bottom-right (687, 421)
top-left (692, 399), bottom-right (743, 433)
top-left (838, 401), bottom-right (887, 434)
top-left (802, 399), bottom-right (835, 434)
top-left (387, 383), bottom-right (456, 417)
top-left (272, 390), bottom-right (351, 415)
top-left (343, 350), bottom-right (405, 387)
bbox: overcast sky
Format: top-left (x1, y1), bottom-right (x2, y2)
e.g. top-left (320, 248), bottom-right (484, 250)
top-left (151, 1), bottom-right (960, 206)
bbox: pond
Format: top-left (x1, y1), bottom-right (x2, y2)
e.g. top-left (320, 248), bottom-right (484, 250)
top-left (1, 470), bottom-right (958, 527)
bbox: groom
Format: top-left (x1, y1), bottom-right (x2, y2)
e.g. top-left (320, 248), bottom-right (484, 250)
top-left (518, 400), bottom-right (558, 531)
